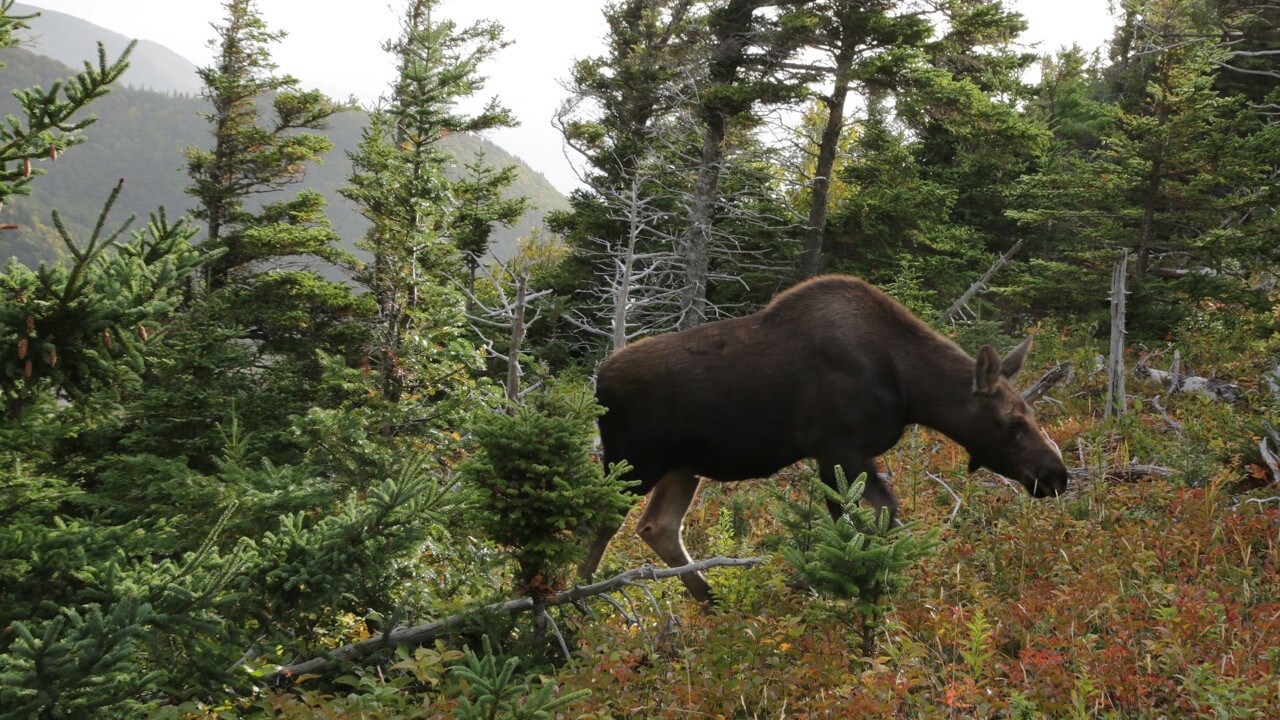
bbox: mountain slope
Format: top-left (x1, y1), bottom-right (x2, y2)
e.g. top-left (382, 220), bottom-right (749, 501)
top-left (0, 6), bottom-right (568, 267)
top-left (14, 2), bottom-right (203, 96)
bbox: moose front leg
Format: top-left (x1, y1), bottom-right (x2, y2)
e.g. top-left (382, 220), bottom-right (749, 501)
top-left (579, 519), bottom-right (626, 584)
top-left (634, 468), bottom-right (711, 602)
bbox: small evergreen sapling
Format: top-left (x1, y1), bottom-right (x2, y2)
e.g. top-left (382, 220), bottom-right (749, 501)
top-left (449, 636), bottom-right (590, 720)
top-left (775, 467), bottom-right (940, 654)
top-left (460, 384), bottom-right (633, 596)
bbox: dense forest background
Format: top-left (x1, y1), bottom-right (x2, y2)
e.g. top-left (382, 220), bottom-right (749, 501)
top-left (1, 0), bottom-right (1278, 717)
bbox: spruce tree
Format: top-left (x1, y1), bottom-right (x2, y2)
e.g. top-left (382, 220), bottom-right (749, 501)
top-left (342, 0), bottom-right (521, 405)
top-left (184, 0), bottom-right (344, 286)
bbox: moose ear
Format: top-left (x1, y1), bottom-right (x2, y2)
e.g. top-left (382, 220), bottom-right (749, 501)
top-left (973, 345), bottom-right (1002, 395)
top-left (1000, 336), bottom-right (1033, 378)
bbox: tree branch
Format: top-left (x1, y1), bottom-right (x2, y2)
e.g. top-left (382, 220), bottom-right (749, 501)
top-left (937, 239), bottom-right (1024, 326)
top-left (264, 556), bottom-right (763, 684)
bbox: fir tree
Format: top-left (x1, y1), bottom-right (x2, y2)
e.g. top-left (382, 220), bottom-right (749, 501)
top-left (460, 384), bottom-right (634, 595)
top-left (0, 192), bottom-right (205, 420)
top-left (0, 1), bottom-right (132, 206)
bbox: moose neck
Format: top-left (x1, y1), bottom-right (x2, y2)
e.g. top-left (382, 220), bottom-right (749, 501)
top-left (894, 334), bottom-right (990, 452)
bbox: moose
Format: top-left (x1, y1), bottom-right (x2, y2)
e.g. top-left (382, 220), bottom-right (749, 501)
top-left (580, 275), bottom-right (1068, 602)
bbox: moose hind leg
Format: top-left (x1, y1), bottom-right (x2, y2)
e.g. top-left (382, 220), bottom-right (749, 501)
top-left (635, 468), bottom-right (711, 601)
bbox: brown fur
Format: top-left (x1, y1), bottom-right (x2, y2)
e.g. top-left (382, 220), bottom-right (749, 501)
top-left (583, 275), bottom-right (1068, 601)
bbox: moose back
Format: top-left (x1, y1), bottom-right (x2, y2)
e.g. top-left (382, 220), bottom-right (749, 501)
top-left (581, 275), bottom-right (1068, 601)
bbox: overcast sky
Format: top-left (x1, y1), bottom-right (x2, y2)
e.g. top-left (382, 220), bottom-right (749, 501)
top-left (22, 0), bottom-right (1117, 193)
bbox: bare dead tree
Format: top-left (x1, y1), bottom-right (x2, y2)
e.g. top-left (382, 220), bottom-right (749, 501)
top-left (460, 262), bottom-right (552, 403)
top-left (561, 171), bottom-right (686, 354)
top-left (651, 102), bottom-right (802, 325)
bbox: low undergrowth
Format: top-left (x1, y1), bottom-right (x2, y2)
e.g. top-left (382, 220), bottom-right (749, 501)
top-left (558, 459), bottom-right (1280, 718)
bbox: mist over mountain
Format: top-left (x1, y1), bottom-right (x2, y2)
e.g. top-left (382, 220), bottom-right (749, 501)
top-left (1, 3), bottom-right (567, 267)
top-left (13, 2), bottom-right (204, 95)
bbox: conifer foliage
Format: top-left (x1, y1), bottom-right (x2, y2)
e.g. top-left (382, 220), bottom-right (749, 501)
top-left (0, 0), bottom-right (132, 203)
top-left (5, 0), bottom-right (1280, 716)
top-left (185, 0), bottom-right (344, 285)
top-left (460, 384), bottom-right (634, 593)
top-left (1, 190), bottom-right (204, 419)
top-left (775, 468), bottom-right (940, 652)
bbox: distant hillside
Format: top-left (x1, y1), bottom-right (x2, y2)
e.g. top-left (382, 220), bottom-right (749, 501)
top-left (0, 6), bottom-right (568, 267)
top-left (14, 2), bottom-right (204, 96)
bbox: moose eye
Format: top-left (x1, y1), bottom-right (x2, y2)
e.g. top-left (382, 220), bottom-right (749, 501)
top-left (1006, 421), bottom-right (1027, 442)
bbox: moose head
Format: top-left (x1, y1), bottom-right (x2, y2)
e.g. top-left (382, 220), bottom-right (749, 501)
top-left (963, 337), bottom-right (1069, 498)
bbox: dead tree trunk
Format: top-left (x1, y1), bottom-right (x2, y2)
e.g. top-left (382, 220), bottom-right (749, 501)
top-left (506, 272), bottom-right (528, 403)
top-left (1021, 361), bottom-right (1073, 403)
top-left (1106, 252), bottom-right (1129, 418)
top-left (679, 125), bottom-right (725, 330)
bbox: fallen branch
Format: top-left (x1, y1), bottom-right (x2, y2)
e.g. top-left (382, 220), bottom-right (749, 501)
top-left (1238, 496), bottom-right (1280, 509)
top-left (1068, 464), bottom-right (1175, 483)
top-left (1021, 361), bottom-right (1073, 404)
top-left (924, 471), bottom-right (962, 524)
top-left (1133, 365), bottom-right (1243, 403)
top-left (937, 238), bottom-right (1024, 325)
top-left (1260, 437), bottom-right (1280, 485)
top-left (264, 556), bottom-right (762, 683)
top-left (1147, 395), bottom-right (1184, 434)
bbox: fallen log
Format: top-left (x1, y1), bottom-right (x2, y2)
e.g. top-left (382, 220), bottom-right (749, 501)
top-left (1133, 364), bottom-right (1243, 403)
top-left (1022, 361), bottom-right (1073, 403)
top-left (263, 556), bottom-right (762, 684)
